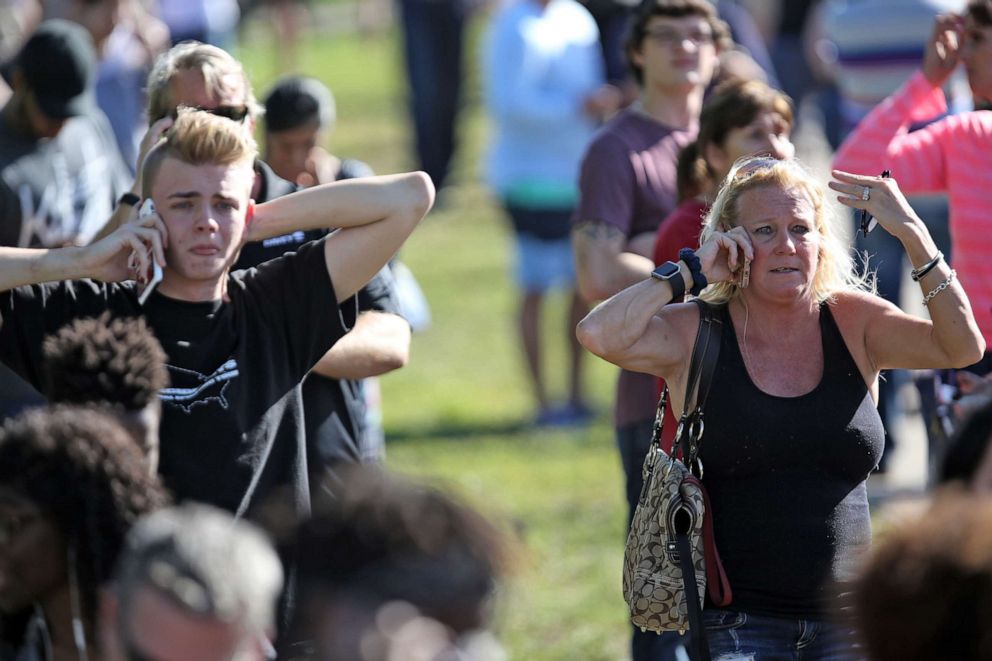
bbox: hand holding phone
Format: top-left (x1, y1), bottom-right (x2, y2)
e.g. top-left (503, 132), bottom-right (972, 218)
top-left (135, 199), bottom-right (163, 305)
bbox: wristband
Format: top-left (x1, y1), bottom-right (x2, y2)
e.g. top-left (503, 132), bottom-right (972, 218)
top-left (118, 192), bottom-right (140, 208)
top-left (910, 250), bottom-right (942, 282)
top-left (651, 261), bottom-right (686, 302)
top-left (678, 248), bottom-right (708, 296)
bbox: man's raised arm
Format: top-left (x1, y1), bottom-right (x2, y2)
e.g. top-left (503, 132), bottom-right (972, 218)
top-left (248, 172), bottom-right (434, 303)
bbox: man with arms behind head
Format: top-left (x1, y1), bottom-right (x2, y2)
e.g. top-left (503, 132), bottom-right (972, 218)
top-left (112, 44), bottom-right (412, 475)
top-left (99, 503), bottom-right (283, 661)
top-left (0, 108), bottom-right (433, 518)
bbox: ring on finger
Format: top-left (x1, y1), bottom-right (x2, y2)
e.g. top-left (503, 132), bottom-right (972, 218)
top-left (861, 187), bottom-right (871, 201)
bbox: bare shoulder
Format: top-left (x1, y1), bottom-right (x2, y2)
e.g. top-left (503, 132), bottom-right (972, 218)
top-left (829, 289), bottom-right (898, 325)
top-left (657, 300), bottom-right (706, 348)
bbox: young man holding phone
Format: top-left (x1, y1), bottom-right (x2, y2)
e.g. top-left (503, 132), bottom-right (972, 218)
top-left (0, 109), bottom-right (433, 517)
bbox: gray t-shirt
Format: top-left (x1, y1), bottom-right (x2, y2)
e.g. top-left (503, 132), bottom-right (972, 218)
top-left (573, 108), bottom-right (694, 426)
top-left (0, 109), bottom-right (129, 248)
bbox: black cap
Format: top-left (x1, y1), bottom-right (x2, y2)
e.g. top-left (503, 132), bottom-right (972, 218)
top-left (263, 76), bottom-right (335, 133)
top-left (1, 20), bottom-right (96, 119)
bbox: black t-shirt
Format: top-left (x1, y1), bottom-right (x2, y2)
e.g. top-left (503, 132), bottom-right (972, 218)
top-left (0, 238), bottom-right (355, 516)
top-left (234, 157), bottom-right (401, 476)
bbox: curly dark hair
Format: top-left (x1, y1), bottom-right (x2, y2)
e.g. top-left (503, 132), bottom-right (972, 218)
top-left (42, 312), bottom-right (169, 411)
top-left (0, 406), bottom-right (169, 631)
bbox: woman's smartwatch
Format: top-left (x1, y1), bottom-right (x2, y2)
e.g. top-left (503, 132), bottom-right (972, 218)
top-left (651, 261), bottom-right (685, 302)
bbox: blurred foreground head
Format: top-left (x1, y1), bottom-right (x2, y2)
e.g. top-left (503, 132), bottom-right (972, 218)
top-left (279, 466), bottom-right (516, 660)
top-left (100, 503), bottom-right (283, 661)
top-left (0, 405), bottom-right (166, 653)
top-left (855, 491), bottom-right (992, 661)
top-left (43, 313), bottom-right (168, 472)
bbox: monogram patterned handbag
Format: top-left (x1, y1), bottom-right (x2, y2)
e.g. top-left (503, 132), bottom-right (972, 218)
top-left (622, 301), bottom-right (732, 660)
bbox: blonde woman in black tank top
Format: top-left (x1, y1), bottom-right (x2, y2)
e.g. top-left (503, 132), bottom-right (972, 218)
top-left (577, 156), bottom-right (984, 660)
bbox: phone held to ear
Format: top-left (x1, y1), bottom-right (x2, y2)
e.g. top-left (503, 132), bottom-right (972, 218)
top-left (739, 258), bottom-right (750, 289)
top-left (136, 199), bottom-right (163, 306)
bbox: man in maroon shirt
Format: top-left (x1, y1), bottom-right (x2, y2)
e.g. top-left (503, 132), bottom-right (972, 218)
top-left (570, 1), bottom-right (728, 658)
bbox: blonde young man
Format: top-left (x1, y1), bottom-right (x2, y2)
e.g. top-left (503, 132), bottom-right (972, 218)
top-left (0, 109), bottom-right (433, 517)
top-left (105, 42), bottom-right (413, 476)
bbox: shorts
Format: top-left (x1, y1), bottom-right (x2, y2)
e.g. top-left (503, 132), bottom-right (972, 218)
top-left (513, 233), bottom-right (576, 293)
top-left (504, 205), bottom-right (576, 292)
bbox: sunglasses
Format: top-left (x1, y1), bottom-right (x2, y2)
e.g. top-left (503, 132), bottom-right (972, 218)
top-left (170, 105), bottom-right (251, 123)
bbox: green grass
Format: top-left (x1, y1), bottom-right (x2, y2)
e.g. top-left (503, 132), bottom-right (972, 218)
top-left (238, 24), bottom-right (632, 659)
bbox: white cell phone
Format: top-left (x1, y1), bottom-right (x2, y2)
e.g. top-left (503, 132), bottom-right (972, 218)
top-left (136, 199), bottom-right (163, 306)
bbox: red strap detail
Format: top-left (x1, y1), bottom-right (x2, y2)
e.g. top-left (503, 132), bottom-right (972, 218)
top-left (245, 200), bottom-right (256, 228)
top-left (685, 475), bottom-right (733, 607)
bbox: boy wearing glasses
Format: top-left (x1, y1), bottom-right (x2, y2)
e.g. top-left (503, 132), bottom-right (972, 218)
top-left (570, 0), bottom-right (729, 658)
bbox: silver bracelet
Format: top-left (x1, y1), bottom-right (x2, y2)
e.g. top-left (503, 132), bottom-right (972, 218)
top-left (922, 269), bottom-right (956, 305)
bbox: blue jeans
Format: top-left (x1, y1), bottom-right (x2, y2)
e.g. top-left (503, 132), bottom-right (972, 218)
top-left (704, 609), bottom-right (860, 661)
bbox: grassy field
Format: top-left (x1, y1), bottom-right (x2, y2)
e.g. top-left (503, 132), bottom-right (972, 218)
top-left (238, 21), bottom-right (634, 660)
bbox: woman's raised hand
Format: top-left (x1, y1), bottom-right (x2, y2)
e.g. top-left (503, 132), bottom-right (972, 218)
top-left (696, 225), bottom-right (753, 286)
top-left (829, 169), bottom-right (922, 240)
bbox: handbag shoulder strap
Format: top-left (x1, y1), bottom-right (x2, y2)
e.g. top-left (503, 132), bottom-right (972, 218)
top-left (690, 299), bottom-right (722, 415)
top-left (651, 300), bottom-right (723, 453)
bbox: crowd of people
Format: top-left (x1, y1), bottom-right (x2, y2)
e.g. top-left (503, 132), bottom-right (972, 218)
top-left (0, 0), bottom-right (991, 659)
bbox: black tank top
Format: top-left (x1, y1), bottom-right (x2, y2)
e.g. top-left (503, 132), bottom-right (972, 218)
top-left (700, 302), bottom-right (884, 618)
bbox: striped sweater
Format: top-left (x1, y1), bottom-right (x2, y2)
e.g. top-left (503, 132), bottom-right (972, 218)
top-left (833, 70), bottom-right (992, 348)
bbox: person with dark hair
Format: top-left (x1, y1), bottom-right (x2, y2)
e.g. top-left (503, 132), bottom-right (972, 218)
top-left (649, 77), bottom-right (794, 448)
top-left (0, 404), bottom-right (168, 661)
top-left (570, 2), bottom-right (728, 656)
top-left (262, 76), bottom-right (374, 188)
top-left (939, 397), bottom-right (992, 491)
top-left (274, 466), bottom-right (514, 660)
top-left (0, 19), bottom-right (129, 249)
top-left (654, 78), bottom-right (794, 268)
top-left (42, 312), bottom-right (168, 470)
top-left (854, 491), bottom-right (992, 661)
top-left (256, 74), bottom-right (410, 470)
top-left (98, 503), bottom-right (283, 661)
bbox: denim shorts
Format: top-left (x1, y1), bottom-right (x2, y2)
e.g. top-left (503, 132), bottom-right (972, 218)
top-left (703, 609), bottom-right (860, 661)
top-left (512, 232), bottom-right (576, 293)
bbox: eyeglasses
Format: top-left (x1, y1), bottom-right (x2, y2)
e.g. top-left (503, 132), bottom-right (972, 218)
top-left (0, 513), bottom-right (41, 544)
top-left (170, 105), bottom-right (251, 123)
top-left (643, 28), bottom-right (714, 47)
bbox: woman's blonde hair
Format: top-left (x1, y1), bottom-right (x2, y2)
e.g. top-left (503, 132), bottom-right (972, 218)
top-left (698, 156), bottom-right (873, 305)
top-left (141, 108), bottom-right (257, 198)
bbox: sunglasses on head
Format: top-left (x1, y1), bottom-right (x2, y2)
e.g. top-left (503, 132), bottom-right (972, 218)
top-left (170, 105), bottom-right (251, 123)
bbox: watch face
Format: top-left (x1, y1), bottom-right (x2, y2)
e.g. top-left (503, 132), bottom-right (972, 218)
top-left (653, 262), bottom-right (681, 280)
